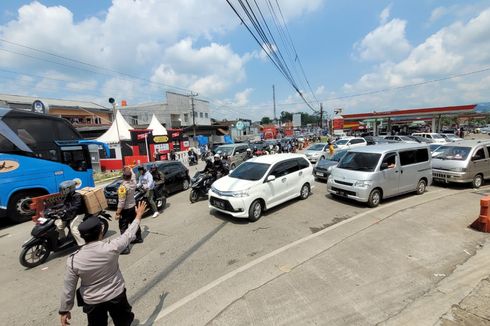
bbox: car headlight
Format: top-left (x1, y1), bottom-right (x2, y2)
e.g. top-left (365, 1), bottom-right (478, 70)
top-left (354, 180), bottom-right (372, 188)
top-left (312, 153), bottom-right (320, 157)
top-left (450, 167), bottom-right (466, 172)
top-left (211, 186), bottom-right (218, 193)
top-left (230, 190), bottom-right (250, 198)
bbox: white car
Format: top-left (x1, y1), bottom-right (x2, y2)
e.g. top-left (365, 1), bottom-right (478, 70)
top-left (411, 133), bottom-right (446, 144)
top-left (208, 154), bottom-right (314, 221)
top-left (334, 137), bottom-right (367, 150)
top-left (304, 143), bottom-right (329, 163)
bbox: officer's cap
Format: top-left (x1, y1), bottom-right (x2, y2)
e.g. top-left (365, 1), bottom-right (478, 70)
top-left (78, 217), bottom-right (102, 236)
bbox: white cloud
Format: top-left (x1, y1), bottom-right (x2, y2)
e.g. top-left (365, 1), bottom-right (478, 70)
top-left (379, 4), bottom-right (391, 25)
top-left (354, 17), bottom-right (411, 62)
top-left (234, 88), bottom-right (253, 106)
top-left (339, 7), bottom-right (490, 113)
top-left (151, 38), bottom-right (248, 96)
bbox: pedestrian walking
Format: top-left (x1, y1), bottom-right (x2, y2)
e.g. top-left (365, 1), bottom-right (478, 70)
top-left (115, 166), bottom-right (142, 255)
top-left (59, 201), bottom-right (147, 326)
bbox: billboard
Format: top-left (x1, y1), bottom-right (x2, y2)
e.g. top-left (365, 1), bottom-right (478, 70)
top-left (292, 113), bottom-right (301, 127)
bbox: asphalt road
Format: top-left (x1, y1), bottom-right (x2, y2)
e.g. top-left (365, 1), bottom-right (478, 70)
top-left (0, 156), bottom-right (486, 325)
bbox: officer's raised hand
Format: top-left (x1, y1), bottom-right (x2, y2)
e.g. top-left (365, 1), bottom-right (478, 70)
top-left (135, 201), bottom-right (147, 221)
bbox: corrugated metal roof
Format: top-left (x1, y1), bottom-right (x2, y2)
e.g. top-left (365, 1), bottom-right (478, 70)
top-left (0, 93), bottom-right (111, 111)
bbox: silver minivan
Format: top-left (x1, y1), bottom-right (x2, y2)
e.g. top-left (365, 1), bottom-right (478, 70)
top-left (432, 140), bottom-right (490, 188)
top-left (214, 144), bottom-right (250, 169)
top-left (327, 143), bottom-right (432, 207)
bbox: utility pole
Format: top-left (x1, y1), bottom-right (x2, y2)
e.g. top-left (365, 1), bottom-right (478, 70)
top-left (190, 91), bottom-right (198, 145)
top-left (272, 84), bottom-right (276, 124)
top-left (319, 103), bottom-right (323, 129)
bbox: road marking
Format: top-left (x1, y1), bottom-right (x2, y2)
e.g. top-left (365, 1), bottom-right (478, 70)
top-left (150, 187), bottom-right (456, 323)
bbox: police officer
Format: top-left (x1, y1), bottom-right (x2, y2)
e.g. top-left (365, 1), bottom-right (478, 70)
top-left (115, 167), bottom-right (142, 255)
top-left (59, 201), bottom-right (147, 326)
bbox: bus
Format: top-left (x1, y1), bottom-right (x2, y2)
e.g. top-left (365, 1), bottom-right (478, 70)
top-left (0, 107), bottom-right (108, 223)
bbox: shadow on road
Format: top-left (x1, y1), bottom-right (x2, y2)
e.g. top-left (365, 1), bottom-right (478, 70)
top-left (129, 221), bottom-right (228, 305)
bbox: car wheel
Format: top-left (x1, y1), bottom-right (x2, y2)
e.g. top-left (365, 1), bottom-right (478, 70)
top-left (248, 199), bottom-right (263, 222)
top-left (367, 189), bottom-right (381, 208)
top-left (416, 179), bottom-right (426, 195)
top-left (320, 156), bottom-right (325, 161)
top-left (472, 174), bottom-right (483, 188)
top-left (299, 183), bottom-right (310, 200)
top-left (182, 179), bottom-right (190, 190)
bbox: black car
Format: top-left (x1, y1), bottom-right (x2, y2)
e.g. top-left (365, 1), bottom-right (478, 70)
top-left (104, 161), bottom-right (190, 207)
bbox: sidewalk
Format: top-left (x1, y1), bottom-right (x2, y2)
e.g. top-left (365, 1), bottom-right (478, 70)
top-left (150, 186), bottom-right (490, 325)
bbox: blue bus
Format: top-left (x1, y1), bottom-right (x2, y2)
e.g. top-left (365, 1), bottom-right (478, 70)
top-left (0, 107), bottom-right (107, 223)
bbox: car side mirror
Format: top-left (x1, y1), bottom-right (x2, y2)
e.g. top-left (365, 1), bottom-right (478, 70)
top-left (380, 162), bottom-right (389, 170)
top-left (472, 155), bottom-right (482, 161)
top-left (266, 175), bottom-right (276, 182)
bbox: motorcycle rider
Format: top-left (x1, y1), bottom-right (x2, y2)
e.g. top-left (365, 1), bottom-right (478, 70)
top-left (244, 148), bottom-right (254, 161)
top-left (150, 164), bottom-right (165, 196)
top-left (187, 148), bottom-right (198, 165)
top-left (137, 166), bottom-right (159, 218)
top-left (55, 180), bottom-right (85, 246)
top-left (213, 153), bottom-right (227, 178)
top-left (221, 154), bottom-right (230, 174)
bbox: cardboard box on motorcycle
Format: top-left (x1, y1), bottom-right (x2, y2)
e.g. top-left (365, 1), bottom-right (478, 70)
top-left (77, 187), bottom-right (108, 214)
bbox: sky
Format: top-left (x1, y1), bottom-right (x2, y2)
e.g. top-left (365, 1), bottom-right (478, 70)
top-left (0, 0), bottom-right (490, 122)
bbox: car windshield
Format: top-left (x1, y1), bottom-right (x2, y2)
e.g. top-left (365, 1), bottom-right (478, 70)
top-left (337, 152), bottom-right (381, 172)
top-left (229, 162), bottom-right (270, 181)
top-left (308, 144), bottom-right (325, 151)
top-left (335, 139), bottom-right (349, 145)
top-left (433, 146), bottom-right (471, 161)
top-left (215, 146), bottom-right (234, 156)
top-left (429, 144), bottom-right (441, 152)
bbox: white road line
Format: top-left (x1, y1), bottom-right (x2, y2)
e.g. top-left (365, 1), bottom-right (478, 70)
top-left (149, 187), bottom-right (457, 323)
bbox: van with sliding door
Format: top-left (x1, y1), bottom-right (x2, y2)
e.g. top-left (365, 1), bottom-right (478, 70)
top-left (327, 143), bottom-right (432, 207)
top-left (432, 140), bottom-right (490, 188)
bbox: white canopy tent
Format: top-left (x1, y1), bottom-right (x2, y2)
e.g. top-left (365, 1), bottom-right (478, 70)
top-left (97, 110), bottom-right (133, 144)
top-left (147, 114), bottom-right (167, 136)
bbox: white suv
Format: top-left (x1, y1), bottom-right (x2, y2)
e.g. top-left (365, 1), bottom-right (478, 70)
top-left (334, 137), bottom-right (367, 150)
top-left (208, 154), bottom-right (314, 221)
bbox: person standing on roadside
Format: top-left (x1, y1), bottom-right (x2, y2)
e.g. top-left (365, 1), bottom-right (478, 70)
top-left (59, 201), bottom-right (147, 326)
top-left (115, 167), bottom-right (142, 255)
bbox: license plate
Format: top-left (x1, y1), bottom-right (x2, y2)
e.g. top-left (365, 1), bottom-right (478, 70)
top-left (108, 198), bottom-right (117, 204)
top-left (336, 190), bottom-right (346, 196)
top-left (316, 172), bottom-right (324, 177)
top-left (213, 200), bottom-right (225, 209)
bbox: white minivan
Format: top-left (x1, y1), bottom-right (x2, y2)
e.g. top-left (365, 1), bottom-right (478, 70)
top-left (209, 154), bottom-right (315, 221)
top-left (327, 143), bottom-right (432, 207)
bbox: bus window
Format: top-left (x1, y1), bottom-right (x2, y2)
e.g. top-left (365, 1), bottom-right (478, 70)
top-left (61, 147), bottom-right (91, 171)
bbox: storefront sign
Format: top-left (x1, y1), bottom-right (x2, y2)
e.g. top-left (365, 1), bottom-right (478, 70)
top-left (153, 135), bottom-right (169, 143)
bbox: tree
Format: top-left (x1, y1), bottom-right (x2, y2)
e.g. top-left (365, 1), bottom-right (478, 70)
top-left (280, 111), bottom-right (292, 123)
top-left (260, 116), bottom-right (272, 125)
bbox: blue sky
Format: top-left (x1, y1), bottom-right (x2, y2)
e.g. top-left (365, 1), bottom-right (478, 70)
top-left (0, 0), bottom-right (490, 121)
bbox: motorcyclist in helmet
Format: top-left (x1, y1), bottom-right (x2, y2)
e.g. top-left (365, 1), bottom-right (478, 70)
top-left (244, 148), bottom-right (254, 161)
top-left (150, 164), bottom-right (165, 197)
top-left (213, 153), bottom-right (227, 178)
top-left (221, 154), bottom-right (230, 175)
top-left (202, 156), bottom-right (215, 175)
top-left (55, 180), bottom-right (85, 246)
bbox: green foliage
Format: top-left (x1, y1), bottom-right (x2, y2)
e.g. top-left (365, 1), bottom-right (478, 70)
top-left (260, 116), bottom-right (272, 124)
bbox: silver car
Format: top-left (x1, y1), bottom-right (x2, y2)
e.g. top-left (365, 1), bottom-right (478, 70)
top-left (304, 143), bottom-right (328, 163)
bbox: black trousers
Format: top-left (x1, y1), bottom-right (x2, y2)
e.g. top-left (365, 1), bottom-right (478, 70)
top-left (119, 207), bottom-right (142, 241)
top-left (84, 289), bottom-right (134, 326)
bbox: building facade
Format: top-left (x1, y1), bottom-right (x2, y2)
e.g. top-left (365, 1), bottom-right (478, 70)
top-left (118, 91), bottom-right (211, 129)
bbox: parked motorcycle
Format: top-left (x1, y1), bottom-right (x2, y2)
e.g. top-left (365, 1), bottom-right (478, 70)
top-left (19, 206), bottom-right (111, 268)
top-left (189, 171), bottom-right (216, 203)
top-left (135, 183), bottom-right (167, 213)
